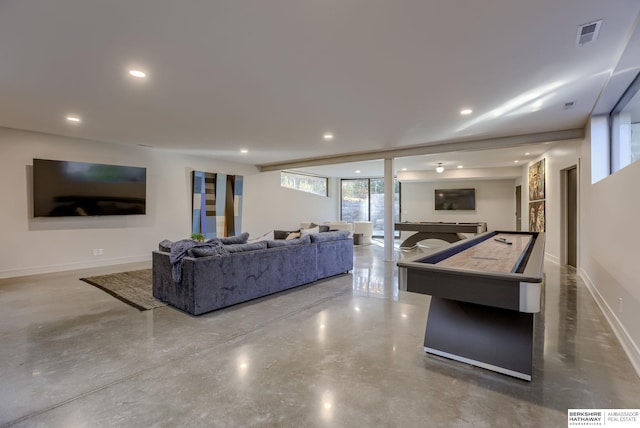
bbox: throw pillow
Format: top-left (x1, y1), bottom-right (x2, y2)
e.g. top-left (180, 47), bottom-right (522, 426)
top-left (274, 229), bottom-right (300, 240)
top-left (301, 226), bottom-right (320, 236)
top-left (248, 230), bottom-right (275, 243)
top-left (309, 230), bottom-right (350, 243)
top-left (266, 234), bottom-right (311, 248)
top-left (187, 243), bottom-right (230, 258)
top-left (286, 232), bottom-right (301, 240)
top-left (219, 232), bottom-right (250, 245)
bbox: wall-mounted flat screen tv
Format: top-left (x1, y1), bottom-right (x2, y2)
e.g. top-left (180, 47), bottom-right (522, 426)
top-left (33, 159), bottom-right (146, 217)
top-left (434, 188), bottom-right (476, 210)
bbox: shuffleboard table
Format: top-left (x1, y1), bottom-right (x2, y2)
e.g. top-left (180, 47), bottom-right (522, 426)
top-left (397, 230), bottom-right (545, 381)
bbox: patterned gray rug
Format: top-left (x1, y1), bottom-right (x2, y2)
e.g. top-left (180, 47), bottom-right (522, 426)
top-left (80, 269), bottom-right (166, 311)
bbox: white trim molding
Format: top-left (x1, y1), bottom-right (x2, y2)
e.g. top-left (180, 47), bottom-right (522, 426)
top-left (579, 268), bottom-right (640, 378)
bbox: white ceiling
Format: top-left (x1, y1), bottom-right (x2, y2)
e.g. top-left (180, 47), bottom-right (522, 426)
top-left (1, 0), bottom-right (639, 173)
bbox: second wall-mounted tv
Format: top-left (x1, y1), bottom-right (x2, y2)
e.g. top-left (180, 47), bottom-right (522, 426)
top-left (434, 188), bottom-right (476, 210)
top-left (33, 158), bottom-right (146, 217)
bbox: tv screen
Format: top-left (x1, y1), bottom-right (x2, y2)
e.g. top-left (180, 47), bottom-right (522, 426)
top-left (33, 159), bottom-right (146, 217)
top-left (434, 188), bottom-right (476, 210)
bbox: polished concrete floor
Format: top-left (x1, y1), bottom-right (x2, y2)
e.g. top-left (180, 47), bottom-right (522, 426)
top-left (0, 242), bottom-right (639, 427)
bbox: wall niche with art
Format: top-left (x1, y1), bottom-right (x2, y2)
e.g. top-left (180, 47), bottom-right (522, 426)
top-left (528, 159), bottom-right (545, 232)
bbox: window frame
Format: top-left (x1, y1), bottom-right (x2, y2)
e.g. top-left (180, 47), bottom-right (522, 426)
top-left (280, 170), bottom-right (329, 197)
top-left (609, 71), bottom-right (640, 173)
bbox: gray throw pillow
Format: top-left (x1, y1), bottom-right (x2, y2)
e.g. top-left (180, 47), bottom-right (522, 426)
top-left (219, 232), bottom-right (250, 245)
top-left (309, 230), bottom-right (350, 243)
top-left (266, 234), bottom-right (311, 248)
top-left (274, 230), bottom-right (300, 240)
top-left (188, 244), bottom-right (230, 258)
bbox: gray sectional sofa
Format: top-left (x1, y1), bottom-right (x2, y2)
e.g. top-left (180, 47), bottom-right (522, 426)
top-left (152, 230), bottom-right (353, 315)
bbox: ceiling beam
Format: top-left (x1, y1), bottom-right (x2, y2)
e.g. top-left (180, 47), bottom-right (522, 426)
top-left (258, 128), bottom-right (585, 172)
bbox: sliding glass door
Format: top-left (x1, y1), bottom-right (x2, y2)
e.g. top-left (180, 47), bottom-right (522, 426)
top-left (340, 179), bottom-right (369, 223)
top-left (341, 178), bottom-right (400, 237)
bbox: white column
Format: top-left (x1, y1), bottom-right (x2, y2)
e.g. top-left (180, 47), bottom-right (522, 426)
top-left (384, 158), bottom-right (395, 261)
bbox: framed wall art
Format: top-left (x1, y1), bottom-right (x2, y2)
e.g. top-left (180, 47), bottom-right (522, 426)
top-left (192, 171), bottom-right (243, 239)
top-left (529, 200), bottom-right (545, 232)
top-left (528, 159), bottom-right (545, 201)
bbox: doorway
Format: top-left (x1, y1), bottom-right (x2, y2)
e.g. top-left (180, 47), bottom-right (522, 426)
top-left (515, 185), bottom-right (522, 231)
top-left (566, 167), bottom-right (578, 267)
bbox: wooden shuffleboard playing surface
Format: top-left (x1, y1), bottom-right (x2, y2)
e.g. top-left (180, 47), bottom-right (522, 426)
top-left (397, 231), bottom-right (545, 381)
top-left (436, 233), bottom-right (533, 273)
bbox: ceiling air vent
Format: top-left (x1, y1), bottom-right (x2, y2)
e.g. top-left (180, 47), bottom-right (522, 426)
top-left (576, 19), bottom-right (602, 46)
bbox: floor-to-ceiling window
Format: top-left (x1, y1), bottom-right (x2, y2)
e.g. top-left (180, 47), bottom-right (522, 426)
top-left (340, 178), bottom-right (400, 237)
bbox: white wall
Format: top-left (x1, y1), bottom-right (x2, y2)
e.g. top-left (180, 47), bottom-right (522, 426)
top-left (0, 127), bottom-right (257, 278)
top-left (579, 120), bottom-right (640, 373)
top-left (242, 171), bottom-right (338, 237)
top-left (400, 179), bottom-right (516, 231)
top-left (0, 126), bottom-right (341, 279)
top-left (517, 131), bottom-right (640, 374)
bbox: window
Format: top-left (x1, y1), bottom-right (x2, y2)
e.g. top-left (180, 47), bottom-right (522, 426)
top-left (281, 171), bottom-right (328, 196)
top-left (340, 178), bottom-right (400, 237)
top-left (610, 71), bottom-right (640, 173)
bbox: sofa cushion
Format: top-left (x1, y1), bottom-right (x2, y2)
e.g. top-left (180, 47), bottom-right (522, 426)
top-left (266, 234), bottom-right (311, 248)
top-left (170, 239), bottom-right (229, 282)
top-left (159, 239), bottom-right (173, 252)
top-left (224, 241), bottom-right (268, 253)
top-left (309, 230), bottom-right (351, 243)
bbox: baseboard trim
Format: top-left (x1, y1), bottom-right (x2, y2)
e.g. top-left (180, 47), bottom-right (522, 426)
top-left (0, 255), bottom-right (151, 280)
top-left (579, 268), bottom-right (640, 379)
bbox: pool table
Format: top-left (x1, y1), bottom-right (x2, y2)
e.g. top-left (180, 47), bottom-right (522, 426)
top-left (397, 230), bottom-right (545, 381)
top-left (394, 222), bottom-right (487, 248)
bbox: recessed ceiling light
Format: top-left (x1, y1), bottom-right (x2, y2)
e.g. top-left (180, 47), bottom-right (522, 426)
top-left (65, 115), bottom-right (81, 123)
top-left (514, 160), bottom-right (520, 163)
top-left (460, 109), bottom-right (473, 115)
top-left (355, 170), bottom-right (361, 174)
top-left (240, 149), bottom-right (248, 154)
top-left (401, 168), bottom-right (407, 171)
top-left (525, 152), bottom-right (531, 156)
top-left (129, 69), bottom-right (147, 78)
top-left (323, 133), bottom-right (334, 141)
top-left (457, 165), bottom-right (463, 169)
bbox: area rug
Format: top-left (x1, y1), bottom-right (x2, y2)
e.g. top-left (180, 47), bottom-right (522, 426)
top-left (80, 269), bottom-right (166, 311)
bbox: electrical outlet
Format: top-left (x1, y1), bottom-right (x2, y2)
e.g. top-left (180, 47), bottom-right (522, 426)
top-left (619, 297), bottom-right (623, 314)
top-left (93, 249), bottom-right (99, 256)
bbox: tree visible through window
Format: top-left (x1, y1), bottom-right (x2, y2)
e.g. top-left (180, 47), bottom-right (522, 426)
top-left (281, 171), bottom-right (328, 196)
